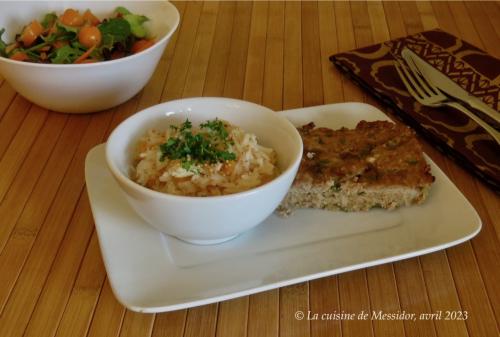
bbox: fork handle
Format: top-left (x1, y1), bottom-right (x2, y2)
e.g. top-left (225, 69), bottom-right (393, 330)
top-left (465, 97), bottom-right (500, 124)
top-left (445, 101), bottom-right (500, 145)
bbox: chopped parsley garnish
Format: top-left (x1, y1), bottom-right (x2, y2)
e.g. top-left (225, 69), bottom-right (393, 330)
top-left (200, 119), bottom-right (229, 139)
top-left (159, 119), bottom-right (236, 169)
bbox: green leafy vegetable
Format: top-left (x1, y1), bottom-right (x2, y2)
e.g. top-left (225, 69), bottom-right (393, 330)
top-left (159, 119), bottom-right (237, 169)
top-left (115, 7), bottom-right (149, 38)
top-left (56, 22), bottom-right (79, 34)
top-left (0, 28), bottom-right (7, 57)
top-left (115, 6), bottom-right (131, 15)
top-left (49, 44), bottom-right (83, 63)
top-left (30, 32), bottom-right (70, 52)
top-left (41, 12), bottom-right (57, 29)
top-left (0, 6), bottom-right (152, 64)
top-left (124, 14), bottom-right (149, 38)
top-left (70, 41), bottom-right (88, 51)
top-left (98, 18), bottom-right (131, 48)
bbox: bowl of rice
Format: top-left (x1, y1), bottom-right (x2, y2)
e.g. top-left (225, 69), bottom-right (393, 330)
top-left (106, 97), bottom-right (303, 244)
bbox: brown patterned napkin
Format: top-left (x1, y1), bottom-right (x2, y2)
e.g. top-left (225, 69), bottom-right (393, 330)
top-left (330, 29), bottom-right (500, 192)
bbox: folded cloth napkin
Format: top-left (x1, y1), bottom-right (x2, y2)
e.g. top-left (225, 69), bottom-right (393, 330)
top-left (330, 28), bottom-right (500, 192)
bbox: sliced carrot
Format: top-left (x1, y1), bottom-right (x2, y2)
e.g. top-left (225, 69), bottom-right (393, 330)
top-left (5, 42), bottom-right (19, 54)
top-left (131, 39), bottom-right (155, 54)
top-left (74, 44), bottom-right (96, 64)
top-left (10, 52), bottom-right (29, 61)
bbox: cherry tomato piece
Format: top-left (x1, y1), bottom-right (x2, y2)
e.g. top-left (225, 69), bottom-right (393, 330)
top-left (78, 26), bottom-right (102, 48)
top-left (131, 39), bottom-right (155, 54)
top-left (61, 9), bottom-right (84, 27)
top-left (83, 9), bottom-right (100, 26)
top-left (20, 20), bottom-right (43, 47)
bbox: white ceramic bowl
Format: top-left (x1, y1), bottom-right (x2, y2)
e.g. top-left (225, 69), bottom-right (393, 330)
top-left (0, 1), bottom-right (179, 113)
top-left (106, 97), bottom-right (303, 245)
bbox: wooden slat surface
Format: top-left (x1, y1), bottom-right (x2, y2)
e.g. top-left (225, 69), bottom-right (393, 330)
top-left (0, 2), bottom-right (498, 337)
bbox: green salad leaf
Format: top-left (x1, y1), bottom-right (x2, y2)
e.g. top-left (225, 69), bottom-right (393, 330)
top-left (98, 18), bottom-right (131, 49)
top-left (41, 29), bottom-right (72, 44)
top-left (71, 41), bottom-right (87, 50)
top-left (0, 6), bottom-right (152, 63)
top-left (115, 6), bottom-right (131, 15)
top-left (50, 44), bottom-right (83, 64)
top-left (0, 28), bottom-right (7, 57)
top-left (41, 12), bottom-right (57, 29)
top-left (115, 7), bottom-right (149, 38)
top-left (124, 14), bottom-right (149, 38)
top-left (56, 21), bottom-right (79, 34)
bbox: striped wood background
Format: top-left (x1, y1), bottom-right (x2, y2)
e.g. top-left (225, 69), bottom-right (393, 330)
top-left (0, 2), bottom-right (498, 337)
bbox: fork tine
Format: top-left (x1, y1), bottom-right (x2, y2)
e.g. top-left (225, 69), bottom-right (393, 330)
top-left (394, 61), bottom-right (425, 104)
top-left (404, 56), bottom-right (440, 96)
top-left (395, 59), bottom-right (428, 98)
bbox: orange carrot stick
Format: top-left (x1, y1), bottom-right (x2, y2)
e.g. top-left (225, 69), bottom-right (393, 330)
top-left (74, 44), bottom-right (96, 64)
top-left (10, 52), bottom-right (29, 61)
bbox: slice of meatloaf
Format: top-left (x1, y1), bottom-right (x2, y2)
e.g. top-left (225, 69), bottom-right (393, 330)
top-left (278, 120), bottom-right (435, 215)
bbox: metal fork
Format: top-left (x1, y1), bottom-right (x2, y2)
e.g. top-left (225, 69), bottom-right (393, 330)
top-left (394, 56), bottom-right (500, 145)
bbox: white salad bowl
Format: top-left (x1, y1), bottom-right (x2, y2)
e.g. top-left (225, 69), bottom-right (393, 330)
top-left (0, 1), bottom-right (179, 113)
top-left (105, 97), bottom-right (303, 245)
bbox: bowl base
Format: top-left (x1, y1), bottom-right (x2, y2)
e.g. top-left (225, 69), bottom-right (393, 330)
top-left (174, 234), bottom-right (239, 245)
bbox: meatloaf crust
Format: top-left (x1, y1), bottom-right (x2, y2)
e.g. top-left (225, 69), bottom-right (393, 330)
top-left (278, 120), bottom-right (435, 215)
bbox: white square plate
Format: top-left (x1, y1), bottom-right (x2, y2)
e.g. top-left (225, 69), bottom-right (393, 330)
top-left (85, 102), bottom-right (481, 313)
